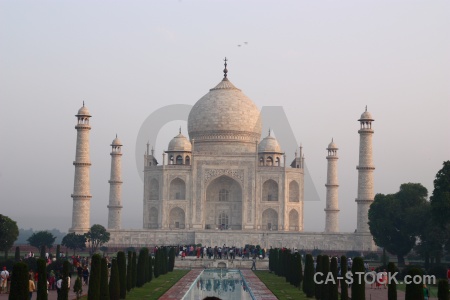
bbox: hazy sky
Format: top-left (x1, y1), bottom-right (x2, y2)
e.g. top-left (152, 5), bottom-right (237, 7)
top-left (1, 1), bottom-right (449, 233)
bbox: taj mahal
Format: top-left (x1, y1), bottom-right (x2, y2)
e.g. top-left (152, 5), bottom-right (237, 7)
top-left (69, 60), bottom-right (377, 251)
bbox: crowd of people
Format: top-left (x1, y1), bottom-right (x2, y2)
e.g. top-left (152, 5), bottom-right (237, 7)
top-left (176, 244), bottom-right (267, 261)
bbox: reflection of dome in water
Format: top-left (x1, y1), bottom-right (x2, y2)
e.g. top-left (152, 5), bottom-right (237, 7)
top-left (188, 77), bottom-right (262, 144)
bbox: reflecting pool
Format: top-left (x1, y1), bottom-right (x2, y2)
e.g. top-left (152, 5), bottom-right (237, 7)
top-left (182, 269), bottom-right (254, 300)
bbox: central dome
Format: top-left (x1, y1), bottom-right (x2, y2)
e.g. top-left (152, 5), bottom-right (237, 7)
top-left (188, 77), bottom-right (262, 145)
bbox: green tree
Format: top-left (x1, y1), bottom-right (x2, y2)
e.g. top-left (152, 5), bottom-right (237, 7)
top-left (369, 183), bottom-right (428, 266)
top-left (9, 262), bottom-right (28, 300)
top-left (314, 254), bottom-right (322, 300)
top-left (117, 251), bottom-right (127, 299)
top-left (61, 233), bottom-right (87, 256)
top-left (126, 251), bottom-right (132, 292)
top-left (329, 257), bottom-right (338, 300)
top-left (60, 260), bottom-right (70, 300)
top-left (0, 214), bottom-right (19, 259)
top-left (73, 277), bottom-right (83, 300)
top-left (148, 251), bottom-right (153, 282)
top-left (40, 245), bottom-right (46, 260)
top-left (109, 259), bottom-right (120, 300)
top-left (153, 249), bottom-right (160, 279)
top-left (387, 262), bottom-right (397, 300)
top-left (85, 224), bottom-right (110, 254)
top-left (168, 247), bottom-right (175, 272)
top-left (404, 268), bottom-right (423, 300)
top-left (437, 279), bottom-right (449, 300)
top-left (430, 161), bottom-right (450, 227)
top-left (36, 258), bottom-right (48, 300)
top-left (321, 255), bottom-right (330, 300)
top-left (340, 255), bottom-right (349, 300)
top-left (56, 244), bottom-right (61, 259)
top-left (303, 254), bottom-right (314, 297)
top-left (131, 252), bottom-right (137, 289)
top-left (351, 257), bottom-right (365, 300)
top-left (100, 257), bottom-right (109, 300)
top-left (144, 248), bottom-right (149, 283)
top-left (136, 248), bottom-right (146, 287)
top-left (430, 161), bottom-right (450, 252)
top-left (88, 254), bottom-right (102, 300)
top-left (14, 246), bottom-right (20, 262)
top-left (27, 231), bottom-right (56, 252)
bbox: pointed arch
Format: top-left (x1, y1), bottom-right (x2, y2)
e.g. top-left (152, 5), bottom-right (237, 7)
top-left (176, 155), bottom-right (183, 165)
top-left (289, 180), bottom-right (300, 202)
top-left (185, 155), bottom-right (191, 165)
top-left (170, 178), bottom-right (186, 200)
top-left (169, 207), bottom-right (185, 229)
top-left (266, 156), bottom-right (273, 166)
top-left (149, 207), bottom-right (158, 229)
top-left (262, 208), bottom-right (278, 230)
top-left (149, 178), bottom-right (159, 200)
top-left (289, 209), bottom-right (299, 231)
top-left (263, 179), bottom-right (278, 201)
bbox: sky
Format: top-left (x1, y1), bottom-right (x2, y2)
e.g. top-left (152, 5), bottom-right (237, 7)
top-left (0, 0), bottom-right (449, 233)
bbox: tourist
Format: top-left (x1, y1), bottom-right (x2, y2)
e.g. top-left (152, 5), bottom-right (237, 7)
top-left (0, 267), bottom-right (9, 294)
top-left (381, 269), bottom-right (388, 289)
top-left (56, 276), bottom-right (62, 297)
top-left (82, 265), bottom-right (89, 285)
top-left (423, 284), bottom-right (429, 300)
top-left (447, 267), bottom-right (450, 284)
top-left (49, 270), bottom-right (56, 290)
top-left (376, 271), bottom-right (383, 289)
top-left (28, 274), bottom-right (35, 300)
top-left (251, 255), bottom-right (257, 270)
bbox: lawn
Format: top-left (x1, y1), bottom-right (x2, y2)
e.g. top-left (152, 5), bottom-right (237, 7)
top-left (254, 270), bottom-right (309, 300)
top-left (80, 269), bottom-right (190, 300)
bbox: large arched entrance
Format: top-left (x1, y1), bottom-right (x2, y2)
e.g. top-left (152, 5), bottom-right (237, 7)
top-left (262, 208), bottom-right (278, 230)
top-left (169, 207), bottom-right (185, 229)
top-left (205, 175), bottom-right (242, 230)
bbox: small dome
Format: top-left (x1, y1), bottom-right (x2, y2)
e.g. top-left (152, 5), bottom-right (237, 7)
top-left (111, 136), bottom-right (122, 146)
top-left (168, 132), bottom-right (192, 152)
top-left (327, 139), bottom-right (338, 149)
top-left (77, 104), bottom-right (91, 116)
top-left (258, 133), bottom-right (282, 153)
top-left (359, 108), bottom-right (373, 121)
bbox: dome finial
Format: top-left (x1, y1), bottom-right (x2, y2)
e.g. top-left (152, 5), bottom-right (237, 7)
top-left (268, 128), bottom-right (271, 136)
top-left (223, 57), bottom-right (228, 79)
top-left (83, 100), bottom-right (85, 107)
top-left (365, 105), bottom-right (367, 112)
top-left (179, 126), bottom-right (181, 134)
top-left (116, 133), bottom-right (117, 138)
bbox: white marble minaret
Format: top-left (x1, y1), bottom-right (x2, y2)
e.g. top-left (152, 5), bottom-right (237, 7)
top-left (356, 107), bottom-right (375, 233)
top-left (107, 135), bottom-right (123, 229)
top-left (325, 139), bottom-right (339, 233)
top-left (70, 102), bottom-right (92, 234)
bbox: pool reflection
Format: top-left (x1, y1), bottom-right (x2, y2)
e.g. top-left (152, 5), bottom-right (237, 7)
top-left (183, 269), bottom-right (253, 300)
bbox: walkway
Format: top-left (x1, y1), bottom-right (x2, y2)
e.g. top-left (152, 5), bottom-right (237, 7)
top-left (241, 270), bottom-right (277, 300)
top-left (159, 269), bottom-right (203, 299)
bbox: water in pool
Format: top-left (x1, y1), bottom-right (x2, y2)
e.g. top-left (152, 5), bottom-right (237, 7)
top-left (182, 269), bottom-right (254, 300)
